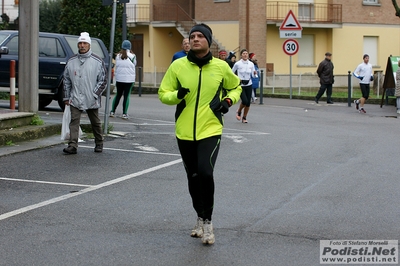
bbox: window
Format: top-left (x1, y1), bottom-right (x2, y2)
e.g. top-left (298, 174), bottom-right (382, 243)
top-left (298, 35), bottom-right (314, 66)
top-left (299, 1), bottom-right (314, 20)
top-left (363, 36), bottom-right (378, 66)
top-left (363, 0), bottom-right (380, 5)
top-left (39, 37), bottom-right (66, 58)
top-left (5, 36), bottom-right (18, 55)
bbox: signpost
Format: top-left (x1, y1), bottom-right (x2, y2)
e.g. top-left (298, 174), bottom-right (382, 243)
top-left (101, 0), bottom-right (130, 134)
top-left (280, 10), bottom-right (302, 99)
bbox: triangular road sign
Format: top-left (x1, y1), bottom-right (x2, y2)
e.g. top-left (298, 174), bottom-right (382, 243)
top-left (279, 10), bottom-right (302, 30)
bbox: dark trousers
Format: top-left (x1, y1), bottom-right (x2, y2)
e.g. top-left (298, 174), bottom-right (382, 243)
top-left (315, 83), bottom-right (333, 102)
top-left (112, 82), bottom-right (134, 114)
top-left (69, 105), bottom-right (103, 148)
top-left (177, 136), bottom-right (221, 221)
top-left (360, 83), bottom-right (370, 100)
top-left (240, 85), bottom-right (253, 107)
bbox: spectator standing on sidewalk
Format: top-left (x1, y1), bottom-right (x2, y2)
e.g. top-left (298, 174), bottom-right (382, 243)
top-left (63, 32), bottom-right (107, 154)
top-left (249, 53), bottom-right (260, 103)
top-left (315, 52), bottom-right (334, 104)
top-left (110, 40), bottom-right (136, 119)
top-left (158, 23), bottom-right (242, 245)
top-left (353, 54), bottom-right (373, 114)
top-left (171, 38), bottom-right (190, 62)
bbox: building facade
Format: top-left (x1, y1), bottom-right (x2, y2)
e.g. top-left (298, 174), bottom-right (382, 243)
top-left (2, 0), bottom-right (400, 86)
top-left (125, 0), bottom-right (400, 85)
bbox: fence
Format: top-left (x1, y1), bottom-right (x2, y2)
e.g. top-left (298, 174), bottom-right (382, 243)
top-left (135, 68), bottom-right (386, 98)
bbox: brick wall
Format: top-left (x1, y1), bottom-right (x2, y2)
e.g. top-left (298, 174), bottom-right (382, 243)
top-left (239, 0), bottom-right (267, 70)
top-left (195, 0), bottom-right (239, 21)
top-left (334, 0), bottom-right (399, 24)
top-left (151, 0), bottom-right (194, 18)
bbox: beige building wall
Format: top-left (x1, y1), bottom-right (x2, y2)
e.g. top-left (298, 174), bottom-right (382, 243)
top-left (332, 25), bottom-right (400, 74)
top-left (202, 22), bottom-right (239, 53)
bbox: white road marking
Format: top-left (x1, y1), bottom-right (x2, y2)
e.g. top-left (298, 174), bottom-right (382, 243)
top-left (0, 177), bottom-right (91, 187)
top-left (223, 135), bottom-right (250, 143)
top-left (0, 159), bottom-right (182, 221)
top-left (78, 145), bottom-right (180, 156)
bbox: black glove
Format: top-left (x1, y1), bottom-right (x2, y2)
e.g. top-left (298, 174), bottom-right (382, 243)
top-left (359, 76), bottom-right (364, 80)
top-left (370, 76), bottom-right (374, 81)
top-left (219, 98), bottom-right (232, 114)
top-left (177, 88), bottom-right (190, 99)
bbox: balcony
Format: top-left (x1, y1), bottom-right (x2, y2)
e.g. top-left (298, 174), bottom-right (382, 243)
top-left (126, 4), bottom-right (150, 24)
top-left (266, 1), bottom-right (342, 24)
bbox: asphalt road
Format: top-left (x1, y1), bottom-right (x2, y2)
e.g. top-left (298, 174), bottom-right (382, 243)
top-left (0, 95), bottom-right (399, 266)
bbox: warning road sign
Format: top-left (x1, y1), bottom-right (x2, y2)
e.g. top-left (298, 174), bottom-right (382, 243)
top-left (279, 10), bottom-right (302, 38)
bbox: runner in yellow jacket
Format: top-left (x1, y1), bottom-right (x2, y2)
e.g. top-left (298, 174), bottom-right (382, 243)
top-left (158, 23), bottom-right (242, 245)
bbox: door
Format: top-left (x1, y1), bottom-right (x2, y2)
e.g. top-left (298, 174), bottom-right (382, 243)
top-left (131, 34), bottom-right (143, 82)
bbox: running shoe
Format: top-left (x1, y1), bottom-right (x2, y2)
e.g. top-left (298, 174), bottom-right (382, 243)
top-left (354, 100), bottom-right (359, 110)
top-left (122, 114), bottom-right (128, 119)
top-left (190, 217), bottom-right (204, 238)
top-left (359, 108), bottom-right (366, 114)
top-left (202, 219), bottom-right (215, 245)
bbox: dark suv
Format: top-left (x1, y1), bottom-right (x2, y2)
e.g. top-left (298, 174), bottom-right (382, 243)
top-left (0, 30), bottom-right (110, 109)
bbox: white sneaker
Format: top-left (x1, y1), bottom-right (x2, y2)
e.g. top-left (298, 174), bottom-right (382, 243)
top-left (201, 219), bottom-right (215, 245)
top-left (190, 217), bottom-right (204, 238)
top-left (109, 112), bottom-right (115, 117)
top-left (122, 114), bottom-right (128, 119)
top-left (397, 109), bottom-right (400, 114)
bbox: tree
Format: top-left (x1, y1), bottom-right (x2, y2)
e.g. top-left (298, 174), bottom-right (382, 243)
top-left (0, 13), bottom-right (10, 30)
top-left (39, 0), bottom-right (62, 33)
top-left (58, 0), bottom-right (125, 55)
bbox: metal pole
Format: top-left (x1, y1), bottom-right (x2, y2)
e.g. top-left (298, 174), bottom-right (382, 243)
top-left (289, 55), bottom-right (292, 99)
top-left (10, 60), bottom-right (15, 110)
top-left (259, 70), bottom-right (264, 105)
top-left (103, 0), bottom-right (117, 135)
top-left (298, 72), bottom-right (301, 95)
top-left (138, 67), bottom-right (142, 97)
top-left (122, 3), bottom-right (127, 41)
top-left (347, 71), bottom-right (351, 107)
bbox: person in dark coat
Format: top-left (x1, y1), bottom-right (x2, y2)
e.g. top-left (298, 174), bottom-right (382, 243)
top-left (315, 52), bottom-right (334, 104)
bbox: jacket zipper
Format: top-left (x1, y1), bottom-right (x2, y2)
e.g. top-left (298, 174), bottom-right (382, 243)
top-left (193, 68), bottom-right (202, 141)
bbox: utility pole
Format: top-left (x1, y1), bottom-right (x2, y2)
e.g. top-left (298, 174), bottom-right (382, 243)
top-left (122, 3), bottom-right (127, 41)
top-left (18, 0), bottom-right (38, 112)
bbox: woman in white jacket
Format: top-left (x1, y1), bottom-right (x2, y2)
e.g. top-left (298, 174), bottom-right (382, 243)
top-left (110, 40), bottom-right (136, 119)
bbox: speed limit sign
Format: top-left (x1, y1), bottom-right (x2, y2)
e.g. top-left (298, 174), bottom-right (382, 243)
top-left (282, 39), bottom-right (299, 56)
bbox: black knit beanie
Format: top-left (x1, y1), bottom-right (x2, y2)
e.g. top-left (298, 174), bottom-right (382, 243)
top-left (189, 23), bottom-right (212, 47)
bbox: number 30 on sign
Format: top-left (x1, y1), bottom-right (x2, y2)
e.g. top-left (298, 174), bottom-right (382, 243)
top-left (282, 39), bottom-right (299, 56)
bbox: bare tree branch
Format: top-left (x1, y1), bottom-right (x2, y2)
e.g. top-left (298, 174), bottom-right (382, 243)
top-left (393, 0), bottom-right (400, 17)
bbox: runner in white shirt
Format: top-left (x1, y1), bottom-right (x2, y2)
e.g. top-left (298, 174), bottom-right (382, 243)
top-left (232, 49), bottom-right (257, 123)
top-left (353, 54), bottom-right (373, 114)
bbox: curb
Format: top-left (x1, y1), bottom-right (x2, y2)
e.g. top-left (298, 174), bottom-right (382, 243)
top-left (0, 123), bottom-right (61, 146)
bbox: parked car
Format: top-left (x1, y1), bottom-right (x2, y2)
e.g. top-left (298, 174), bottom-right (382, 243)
top-left (0, 30), bottom-right (110, 109)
